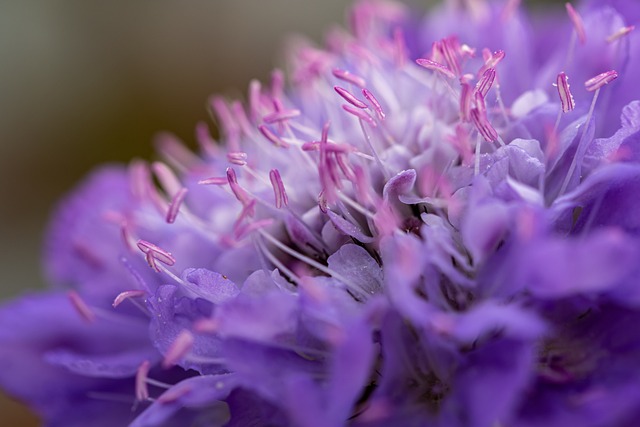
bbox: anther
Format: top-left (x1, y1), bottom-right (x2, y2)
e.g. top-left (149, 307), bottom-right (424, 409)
top-left (135, 360), bottom-right (151, 401)
top-left (565, 3), bottom-right (586, 45)
top-left (68, 291), bottom-right (96, 323)
top-left (137, 240), bottom-right (176, 272)
top-left (607, 25), bottom-right (634, 43)
top-left (362, 89), bottom-right (385, 120)
top-left (198, 176), bottom-right (228, 186)
top-left (112, 290), bottom-right (147, 308)
top-left (263, 109), bottom-right (301, 124)
top-left (226, 151), bottom-right (248, 166)
top-left (258, 124), bottom-right (289, 148)
top-left (269, 169), bottom-right (289, 209)
top-left (459, 81), bottom-right (472, 122)
top-left (162, 330), bottom-right (195, 369)
top-left (166, 187), bottom-right (188, 224)
top-left (556, 72), bottom-right (575, 112)
top-left (334, 86), bottom-right (368, 109)
top-left (585, 70), bottom-right (618, 92)
top-left (342, 104), bottom-right (377, 126)
top-left (332, 68), bottom-right (367, 88)
top-left (226, 168), bottom-right (252, 206)
top-left (475, 67), bottom-right (496, 97)
top-left (416, 58), bottom-right (456, 79)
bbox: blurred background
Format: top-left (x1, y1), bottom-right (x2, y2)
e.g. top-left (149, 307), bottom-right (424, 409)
top-left (0, 0), bottom-right (556, 424)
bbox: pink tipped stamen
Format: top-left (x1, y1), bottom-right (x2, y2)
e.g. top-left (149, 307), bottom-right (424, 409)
top-left (135, 360), bottom-right (151, 401)
top-left (198, 176), bottom-right (228, 186)
top-left (332, 68), bottom-right (367, 88)
top-left (362, 89), bottom-right (385, 120)
top-left (113, 290), bottom-right (147, 308)
top-left (248, 79), bottom-right (263, 121)
top-left (416, 58), bottom-right (456, 79)
top-left (271, 69), bottom-right (285, 98)
top-left (342, 104), bottom-right (377, 126)
top-left (137, 240), bottom-right (176, 272)
top-left (162, 330), bottom-right (195, 369)
top-left (460, 82), bottom-right (473, 122)
top-left (436, 37), bottom-right (462, 76)
top-left (152, 162), bottom-right (182, 197)
top-left (336, 153), bottom-right (356, 181)
top-left (68, 291), bottom-right (96, 323)
top-left (263, 109), bottom-right (301, 124)
top-left (481, 50), bottom-right (506, 73)
top-left (566, 3), bottom-right (586, 45)
top-left (334, 86), bottom-right (368, 109)
top-left (258, 125), bottom-right (289, 148)
top-left (166, 187), bottom-right (188, 224)
top-left (226, 168), bottom-right (252, 206)
top-left (585, 70), bottom-right (619, 92)
top-left (194, 121), bottom-right (219, 158)
top-left (475, 67), bottom-right (496, 97)
top-left (471, 108), bottom-right (499, 142)
top-left (210, 96), bottom-right (239, 136)
top-left (607, 25), bottom-right (635, 43)
top-left (556, 72), bottom-right (576, 113)
top-left (269, 169), bottom-right (289, 209)
top-left (226, 151), bottom-right (248, 166)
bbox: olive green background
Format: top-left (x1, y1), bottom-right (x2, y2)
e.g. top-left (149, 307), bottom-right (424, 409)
top-left (0, 0), bottom-right (561, 424)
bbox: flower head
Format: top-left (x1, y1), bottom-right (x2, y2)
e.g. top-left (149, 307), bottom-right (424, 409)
top-left (2, 0), bottom-right (640, 426)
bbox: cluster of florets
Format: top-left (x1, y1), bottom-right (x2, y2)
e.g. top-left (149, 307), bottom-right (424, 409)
top-left (1, 0), bottom-right (640, 426)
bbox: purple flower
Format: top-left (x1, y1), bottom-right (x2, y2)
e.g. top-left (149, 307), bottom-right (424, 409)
top-left (1, 0), bottom-right (640, 426)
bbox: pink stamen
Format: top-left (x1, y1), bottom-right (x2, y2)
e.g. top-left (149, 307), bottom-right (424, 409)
top-left (68, 291), bottom-right (95, 323)
top-left (607, 25), bottom-right (634, 43)
top-left (152, 162), bottom-right (182, 197)
top-left (269, 169), bottom-right (289, 209)
top-left (342, 104), bottom-right (377, 126)
top-left (585, 70), bottom-right (619, 92)
top-left (416, 58), bottom-right (456, 79)
top-left (362, 89), bottom-right (385, 120)
top-left (137, 240), bottom-right (176, 272)
top-left (459, 81), bottom-right (473, 122)
top-left (166, 187), bottom-right (188, 224)
top-left (162, 330), bottom-right (194, 369)
top-left (129, 160), bottom-right (151, 201)
top-left (119, 221), bottom-right (137, 251)
top-left (470, 93), bottom-right (498, 142)
top-left (332, 68), bottom-right (367, 88)
top-left (435, 37), bottom-right (461, 77)
top-left (475, 67), bottom-right (496, 97)
top-left (226, 168), bottom-right (252, 206)
top-left (112, 290), bottom-right (146, 308)
top-left (334, 86), bottom-right (368, 109)
top-left (209, 96), bottom-right (239, 136)
top-left (393, 27), bottom-right (407, 68)
top-left (248, 79), bottom-right (263, 122)
top-left (271, 69), bottom-right (285, 99)
top-left (556, 72), bottom-right (576, 113)
top-left (198, 176), bottom-right (228, 186)
top-left (258, 125), bottom-right (289, 148)
top-left (231, 101), bottom-right (253, 137)
top-left (353, 166), bottom-right (373, 205)
top-left (263, 109), bottom-right (301, 124)
top-left (471, 108), bottom-right (498, 142)
top-left (226, 151), bottom-right (248, 166)
top-left (566, 3), bottom-right (587, 45)
top-left (336, 153), bottom-right (356, 181)
top-left (301, 141), bottom-right (354, 153)
top-left (135, 360), bottom-right (151, 401)
top-left (194, 121), bottom-right (219, 158)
